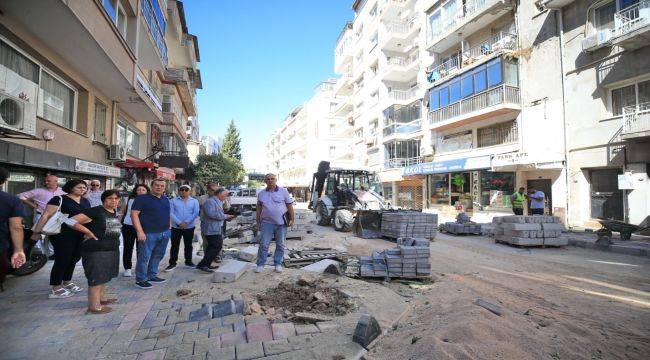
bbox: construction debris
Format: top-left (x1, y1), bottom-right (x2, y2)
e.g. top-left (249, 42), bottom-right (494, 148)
top-left (358, 238), bottom-right (431, 279)
top-left (301, 259), bottom-right (343, 275)
top-left (474, 298), bottom-right (502, 316)
top-left (283, 247), bottom-right (347, 268)
top-left (381, 212), bottom-right (438, 240)
top-left (353, 314), bottom-right (381, 348)
top-left (492, 215), bottom-right (568, 247)
top-left (286, 223), bottom-right (313, 240)
top-left (212, 259), bottom-right (250, 283)
top-left (238, 245), bottom-right (258, 262)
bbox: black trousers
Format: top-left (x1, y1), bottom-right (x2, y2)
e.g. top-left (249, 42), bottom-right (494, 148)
top-left (513, 207), bottom-right (524, 215)
top-left (49, 232), bottom-right (82, 286)
top-left (531, 208), bottom-right (544, 215)
top-left (169, 227), bottom-right (195, 265)
top-left (121, 224), bottom-right (137, 270)
top-left (197, 234), bottom-right (222, 268)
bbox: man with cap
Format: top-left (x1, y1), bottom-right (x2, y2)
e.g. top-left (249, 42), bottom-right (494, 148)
top-left (165, 184), bottom-right (200, 271)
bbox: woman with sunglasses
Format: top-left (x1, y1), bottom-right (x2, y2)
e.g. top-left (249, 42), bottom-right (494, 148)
top-left (85, 180), bottom-right (103, 207)
top-left (120, 184), bottom-right (150, 277)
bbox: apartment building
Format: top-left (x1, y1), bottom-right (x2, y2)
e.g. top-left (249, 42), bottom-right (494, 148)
top-left (542, 0), bottom-right (650, 227)
top-left (0, 0), bottom-right (201, 196)
top-left (266, 80), bottom-right (357, 202)
top-left (200, 135), bottom-right (220, 155)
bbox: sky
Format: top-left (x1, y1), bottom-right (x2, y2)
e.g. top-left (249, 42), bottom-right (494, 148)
top-left (184, 0), bottom-right (352, 171)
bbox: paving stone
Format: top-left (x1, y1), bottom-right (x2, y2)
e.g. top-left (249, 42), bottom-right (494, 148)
top-left (286, 334), bottom-right (315, 349)
top-left (212, 260), bottom-right (249, 283)
top-left (183, 330), bottom-right (209, 344)
top-left (244, 315), bottom-right (268, 326)
top-left (198, 318), bottom-right (223, 331)
top-left (294, 324), bottom-right (320, 335)
top-left (164, 315), bottom-right (182, 326)
top-left (205, 346), bottom-right (235, 360)
top-left (164, 343), bottom-right (194, 359)
top-left (147, 325), bottom-right (175, 339)
top-left (208, 325), bottom-right (233, 338)
top-left (211, 300), bottom-right (237, 318)
top-left (126, 338), bottom-right (157, 354)
top-left (238, 245), bottom-right (258, 262)
top-left (154, 333), bottom-right (184, 349)
top-left (271, 322), bottom-right (296, 340)
top-left (219, 330), bottom-right (247, 347)
top-left (136, 348), bottom-right (166, 360)
top-left (193, 338), bottom-right (222, 358)
top-left (262, 338), bottom-right (292, 356)
top-left (174, 321), bottom-right (199, 334)
top-left (245, 322), bottom-right (273, 342)
top-left (232, 319), bottom-right (246, 332)
top-left (134, 328), bottom-right (151, 341)
top-left (189, 304), bottom-right (213, 322)
top-left (315, 322), bottom-right (340, 332)
top-left (235, 341), bottom-right (264, 360)
top-left (310, 341), bottom-right (367, 359)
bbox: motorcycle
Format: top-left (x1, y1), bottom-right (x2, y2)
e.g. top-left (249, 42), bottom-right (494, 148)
top-left (1, 228), bottom-right (48, 291)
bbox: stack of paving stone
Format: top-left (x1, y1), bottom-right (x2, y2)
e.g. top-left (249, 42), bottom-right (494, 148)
top-left (359, 237), bottom-right (431, 279)
top-left (380, 212), bottom-right (438, 240)
top-left (492, 215), bottom-right (568, 247)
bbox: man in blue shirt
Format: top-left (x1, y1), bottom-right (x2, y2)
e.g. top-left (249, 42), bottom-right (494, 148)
top-left (528, 188), bottom-right (545, 215)
top-left (196, 187), bottom-right (234, 273)
top-left (165, 184), bottom-right (199, 271)
top-left (0, 167), bottom-right (26, 281)
top-left (131, 178), bottom-right (171, 289)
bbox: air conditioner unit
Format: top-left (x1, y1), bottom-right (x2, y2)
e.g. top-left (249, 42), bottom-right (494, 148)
top-left (0, 64), bottom-right (37, 137)
top-left (581, 30), bottom-right (613, 52)
top-left (108, 144), bottom-right (127, 161)
top-left (420, 145), bottom-right (433, 156)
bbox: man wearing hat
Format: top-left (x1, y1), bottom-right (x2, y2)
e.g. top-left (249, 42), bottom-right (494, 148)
top-left (165, 184), bottom-right (200, 271)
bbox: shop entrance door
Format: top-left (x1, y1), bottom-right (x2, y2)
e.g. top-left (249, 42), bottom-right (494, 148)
top-left (526, 179), bottom-right (552, 215)
top-left (590, 169), bottom-right (624, 221)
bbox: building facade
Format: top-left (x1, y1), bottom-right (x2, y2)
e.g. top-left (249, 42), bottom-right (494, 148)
top-left (200, 135), bottom-right (221, 155)
top-left (0, 0), bottom-right (201, 196)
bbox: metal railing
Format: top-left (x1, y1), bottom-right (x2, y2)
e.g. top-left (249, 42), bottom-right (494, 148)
top-left (429, 84), bottom-right (520, 124)
top-left (384, 17), bottom-right (417, 35)
top-left (387, 52), bottom-right (420, 67)
top-left (384, 156), bottom-right (423, 169)
top-left (622, 102), bottom-right (650, 136)
top-left (477, 119), bottom-right (518, 147)
top-left (141, 0), bottom-right (167, 64)
top-left (388, 86), bottom-right (419, 101)
top-left (614, 0), bottom-right (649, 37)
top-left (428, 0), bottom-right (499, 44)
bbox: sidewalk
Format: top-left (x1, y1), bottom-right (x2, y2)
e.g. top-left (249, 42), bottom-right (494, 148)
top-left (563, 231), bottom-right (650, 258)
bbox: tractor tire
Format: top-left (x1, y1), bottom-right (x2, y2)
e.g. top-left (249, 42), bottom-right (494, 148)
top-left (333, 209), bottom-right (354, 232)
top-left (315, 202), bottom-right (331, 226)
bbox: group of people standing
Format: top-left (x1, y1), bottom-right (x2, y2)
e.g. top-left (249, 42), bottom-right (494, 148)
top-left (0, 167), bottom-right (295, 315)
top-left (510, 187), bottom-right (546, 215)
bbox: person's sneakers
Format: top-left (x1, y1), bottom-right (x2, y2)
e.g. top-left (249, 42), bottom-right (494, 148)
top-left (254, 266), bottom-right (264, 273)
top-left (196, 266), bottom-right (214, 273)
top-left (185, 262), bottom-right (196, 268)
top-left (122, 269), bottom-right (133, 277)
top-left (148, 277), bottom-right (166, 284)
top-left (164, 264), bottom-right (176, 272)
top-left (274, 265), bottom-right (283, 273)
top-left (49, 287), bottom-right (73, 299)
top-left (135, 281), bottom-right (152, 289)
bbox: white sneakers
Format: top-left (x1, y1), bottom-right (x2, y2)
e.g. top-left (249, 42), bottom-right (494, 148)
top-left (274, 265), bottom-right (283, 273)
top-left (254, 266), bottom-right (264, 273)
top-left (123, 269), bottom-right (133, 277)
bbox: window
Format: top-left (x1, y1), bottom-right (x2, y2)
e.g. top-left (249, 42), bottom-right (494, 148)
top-left (477, 120), bottom-right (518, 148)
top-left (480, 171), bottom-right (516, 208)
top-left (40, 71), bottom-right (75, 129)
top-left (440, 86), bottom-right (450, 107)
top-left (449, 79), bottom-right (461, 103)
top-left (611, 79), bottom-right (650, 116)
top-left (369, 4), bottom-right (378, 18)
top-left (329, 146), bottom-right (336, 157)
top-left (430, 89), bottom-right (440, 110)
top-left (429, 174), bottom-right (450, 205)
top-left (94, 100), bottom-right (107, 143)
top-left (117, 121), bottom-right (141, 157)
top-left (473, 66), bottom-right (487, 93)
top-left (0, 40), bottom-right (39, 83)
top-left (487, 58), bottom-right (502, 87)
top-left (461, 73), bottom-right (473, 99)
top-left (427, 9), bottom-right (441, 40)
top-left (329, 124), bottom-right (336, 136)
top-left (594, 1), bottom-right (616, 31)
top-left (103, 0), bottom-right (117, 21)
top-left (329, 102), bottom-right (338, 113)
top-left (116, 6), bottom-right (128, 37)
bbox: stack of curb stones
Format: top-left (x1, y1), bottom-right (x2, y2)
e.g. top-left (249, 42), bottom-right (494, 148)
top-left (359, 238), bottom-right (431, 279)
top-left (492, 215), bottom-right (568, 247)
top-left (381, 212), bottom-right (438, 240)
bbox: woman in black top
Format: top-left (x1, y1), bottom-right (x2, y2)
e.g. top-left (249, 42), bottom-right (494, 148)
top-left (31, 179), bottom-right (90, 299)
top-left (71, 190), bottom-right (121, 314)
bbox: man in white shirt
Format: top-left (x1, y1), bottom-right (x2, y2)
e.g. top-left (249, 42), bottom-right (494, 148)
top-left (85, 180), bottom-right (103, 207)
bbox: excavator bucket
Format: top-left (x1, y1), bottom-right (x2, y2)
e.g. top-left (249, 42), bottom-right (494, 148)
top-left (354, 210), bottom-right (383, 238)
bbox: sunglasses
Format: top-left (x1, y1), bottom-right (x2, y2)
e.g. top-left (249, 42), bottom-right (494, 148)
top-left (179, 188), bottom-right (189, 192)
top-left (91, 184), bottom-right (100, 187)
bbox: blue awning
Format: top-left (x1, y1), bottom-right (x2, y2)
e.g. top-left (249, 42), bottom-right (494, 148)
top-left (403, 156), bottom-right (491, 176)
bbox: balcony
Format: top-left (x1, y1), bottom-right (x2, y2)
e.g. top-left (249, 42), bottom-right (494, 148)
top-left (426, 0), bottom-right (513, 54)
top-left (541, 0), bottom-right (576, 7)
top-left (385, 156), bottom-right (424, 169)
top-left (138, 0), bottom-right (167, 70)
top-left (335, 23), bottom-right (354, 73)
top-left (380, 17), bottom-right (420, 52)
top-left (429, 84), bottom-right (520, 130)
top-left (163, 68), bottom-right (197, 116)
top-left (387, 85), bottom-right (420, 104)
top-left (162, 94), bottom-right (185, 133)
top-left (128, 68), bottom-right (163, 123)
top-left (334, 99), bottom-right (354, 116)
top-left (381, 0), bottom-right (414, 20)
top-left (333, 74), bottom-right (354, 97)
top-left (383, 119), bottom-right (422, 140)
top-left (621, 102), bottom-right (650, 140)
top-left (611, 0), bottom-right (650, 50)
top-left (382, 52), bottom-right (420, 82)
top-left (426, 33), bottom-right (518, 86)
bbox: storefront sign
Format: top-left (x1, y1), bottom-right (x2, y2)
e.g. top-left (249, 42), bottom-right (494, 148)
top-left (403, 156), bottom-right (491, 176)
top-left (492, 152), bottom-right (530, 167)
top-left (155, 167), bottom-right (176, 180)
top-left (75, 159), bottom-right (121, 177)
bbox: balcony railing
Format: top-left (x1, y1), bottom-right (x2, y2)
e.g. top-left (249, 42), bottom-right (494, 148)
top-left (384, 17), bottom-right (417, 35)
top-left (383, 119), bottom-right (422, 137)
top-left (141, 0), bottom-right (167, 64)
top-left (622, 102), bottom-right (650, 138)
top-left (614, 0), bottom-right (649, 37)
top-left (387, 52), bottom-right (419, 67)
top-left (427, 0), bottom-right (503, 45)
top-left (385, 156), bottom-right (423, 169)
top-left (388, 86), bottom-right (420, 102)
top-left (429, 84), bottom-right (520, 124)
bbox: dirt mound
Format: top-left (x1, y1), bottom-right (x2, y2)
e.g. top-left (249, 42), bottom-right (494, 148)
top-left (256, 275), bottom-right (354, 318)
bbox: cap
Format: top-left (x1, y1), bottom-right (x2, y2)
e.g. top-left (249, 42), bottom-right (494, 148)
top-left (179, 185), bottom-right (191, 190)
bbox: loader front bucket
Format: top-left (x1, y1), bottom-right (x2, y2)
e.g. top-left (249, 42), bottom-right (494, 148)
top-left (354, 210), bottom-right (383, 238)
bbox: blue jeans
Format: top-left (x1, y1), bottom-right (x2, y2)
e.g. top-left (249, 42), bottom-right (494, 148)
top-left (256, 222), bottom-right (286, 267)
top-left (135, 230), bottom-right (170, 282)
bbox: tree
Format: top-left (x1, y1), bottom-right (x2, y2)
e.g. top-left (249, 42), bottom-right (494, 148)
top-left (192, 153), bottom-right (244, 186)
top-left (221, 119), bottom-right (242, 162)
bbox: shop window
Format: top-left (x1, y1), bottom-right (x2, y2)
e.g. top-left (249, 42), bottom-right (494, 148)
top-left (93, 100), bottom-right (107, 143)
top-left (480, 171), bottom-right (515, 208)
top-left (450, 172), bottom-right (472, 210)
top-left (40, 71), bottom-right (76, 130)
top-left (429, 174), bottom-right (450, 205)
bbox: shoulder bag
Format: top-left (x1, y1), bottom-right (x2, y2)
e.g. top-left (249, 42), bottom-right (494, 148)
top-left (39, 196), bottom-right (69, 235)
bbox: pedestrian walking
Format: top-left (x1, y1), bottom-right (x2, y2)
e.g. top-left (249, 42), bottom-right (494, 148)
top-left (70, 190), bottom-right (122, 314)
top-left (255, 173), bottom-right (294, 273)
top-left (85, 180), bottom-right (103, 207)
top-left (31, 179), bottom-right (90, 298)
top-left (165, 184), bottom-right (199, 272)
top-left (119, 184), bottom-right (150, 277)
top-left (195, 187), bottom-right (234, 273)
top-left (0, 167), bottom-right (26, 285)
top-left (131, 178), bottom-right (171, 289)
top-left (528, 188), bottom-right (545, 215)
top-left (19, 173), bottom-right (65, 256)
top-left (510, 187), bottom-right (526, 216)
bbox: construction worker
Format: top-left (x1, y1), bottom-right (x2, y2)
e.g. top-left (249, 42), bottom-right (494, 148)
top-left (510, 187), bottom-right (526, 216)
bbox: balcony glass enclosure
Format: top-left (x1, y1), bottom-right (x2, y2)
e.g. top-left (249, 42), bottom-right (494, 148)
top-left (383, 100), bottom-right (422, 136)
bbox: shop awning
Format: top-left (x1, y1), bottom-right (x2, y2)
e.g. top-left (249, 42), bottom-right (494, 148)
top-left (117, 159), bottom-right (157, 170)
top-left (403, 156), bottom-right (491, 176)
top-left (155, 167), bottom-right (176, 180)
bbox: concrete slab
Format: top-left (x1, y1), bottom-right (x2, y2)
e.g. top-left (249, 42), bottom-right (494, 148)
top-left (300, 259), bottom-right (342, 274)
top-left (212, 260), bottom-right (249, 283)
top-left (238, 246), bottom-right (258, 262)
